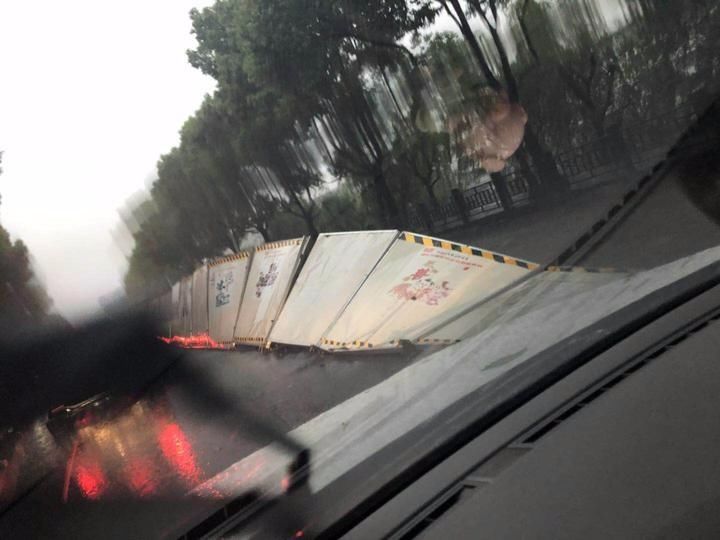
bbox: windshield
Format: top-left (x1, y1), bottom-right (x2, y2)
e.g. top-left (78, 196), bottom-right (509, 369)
top-left (2, 1), bottom-right (720, 537)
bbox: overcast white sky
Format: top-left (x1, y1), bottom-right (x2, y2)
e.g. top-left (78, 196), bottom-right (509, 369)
top-left (0, 1), bottom-right (216, 322)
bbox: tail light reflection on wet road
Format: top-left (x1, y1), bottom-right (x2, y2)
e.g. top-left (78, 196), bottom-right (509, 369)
top-left (73, 460), bottom-right (107, 500)
top-left (62, 398), bottom-right (205, 501)
top-left (157, 422), bottom-right (203, 487)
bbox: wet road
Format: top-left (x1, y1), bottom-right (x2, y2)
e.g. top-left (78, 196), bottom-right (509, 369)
top-left (0, 348), bottom-right (416, 539)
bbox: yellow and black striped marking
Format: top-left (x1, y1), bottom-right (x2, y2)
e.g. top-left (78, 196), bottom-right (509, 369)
top-left (256, 238), bottom-right (304, 252)
top-left (548, 159), bottom-right (669, 268)
top-left (208, 251), bottom-right (251, 267)
top-left (402, 232), bottom-right (538, 270)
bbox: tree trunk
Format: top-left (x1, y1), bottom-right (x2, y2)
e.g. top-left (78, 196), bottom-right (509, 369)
top-left (490, 172), bottom-right (514, 211)
top-left (300, 208), bottom-right (319, 238)
top-left (373, 174), bottom-right (389, 227)
top-left (446, 0), bottom-right (502, 91)
top-left (416, 202), bottom-right (434, 232)
top-left (225, 226), bottom-right (241, 253)
top-left (518, 0), bottom-right (540, 64)
top-left (273, 157), bottom-right (320, 238)
top-left (482, 10), bottom-right (569, 197)
top-left (514, 149), bottom-right (542, 200)
top-left (522, 124), bottom-right (570, 196)
top-left (373, 171), bottom-right (401, 228)
top-left (287, 189), bottom-right (319, 238)
top-left (381, 68), bottom-right (409, 131)
top-left (483, 16), bottom-right (520, 102)
top-left (423, 179), bottom-right (442, 211)
top-left (451, 188), bottom-right (470, 224)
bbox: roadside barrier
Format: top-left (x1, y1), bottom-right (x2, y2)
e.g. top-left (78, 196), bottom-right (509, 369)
top-left (268, 230), bottom-right (398, 348)
top-left (207, 251), bottom-right (252, 346)
top-left (191, 264), bottom-right (209, 336)
top-left (234, 237), bottom-right (309, 346)
top-left (155, 102), bottom-right (716, 351)
top-left (318, 232), bottom-right (534, 351)
top-left (162, 232), bottom-right (635, 352)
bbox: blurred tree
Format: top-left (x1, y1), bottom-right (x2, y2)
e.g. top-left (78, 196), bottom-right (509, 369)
top-left (188, 0), bottom-right (438, 229)
top-left (189, 1), bottom-right (329, 235)
top-left (0, 154), bottom-right (53, 334)
top-left (394, 130), bottom-right (451, 209)
top-left (0, 224), bottom-right (51, 326)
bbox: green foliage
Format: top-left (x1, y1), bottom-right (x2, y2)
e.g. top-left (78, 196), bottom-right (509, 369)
top-left (316, 184), bottom-right (375, 231)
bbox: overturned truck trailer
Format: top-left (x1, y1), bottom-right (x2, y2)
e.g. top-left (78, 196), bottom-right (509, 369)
top-left (318, 232), bottom-right (537, 352)
top-left (234, 237), bottom-right (309, 347)
top-left (160, 230), bottom-right (546, 352)
top-left (207, 251), bottom-right (252, 347)
top-left (268, 230), bottom-right (399, 348)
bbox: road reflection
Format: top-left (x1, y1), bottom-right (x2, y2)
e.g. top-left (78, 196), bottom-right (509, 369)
top-left (56, 398), bottom-right (204, 502)
top-left (1, 386), bottom-right (294, 510)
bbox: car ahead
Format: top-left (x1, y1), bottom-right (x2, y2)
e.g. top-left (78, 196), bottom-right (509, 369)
top-left (47, 392), bottom-right (116, 447)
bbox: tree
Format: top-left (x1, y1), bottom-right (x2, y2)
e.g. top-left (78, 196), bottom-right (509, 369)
top-left (177, 97), bottom-right (279, 244)
top-left (188, 0), bottom-right (438, 229)
top-left (395, 130), bottom-right (451, 209)
top-left (315, 66), bottom-right (406, 228)
top-left (188, 1), bottom-right (334, 236)
top-left (0, 154), bottom-right (53, 334)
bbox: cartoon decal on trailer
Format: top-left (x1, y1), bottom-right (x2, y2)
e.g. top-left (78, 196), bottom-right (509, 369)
top-left (389, 260), bottom-right (452, 306)
top-left (214, 270), bottom-right (234, 307)
top-left (255, 263), bottom-right (278, 297)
